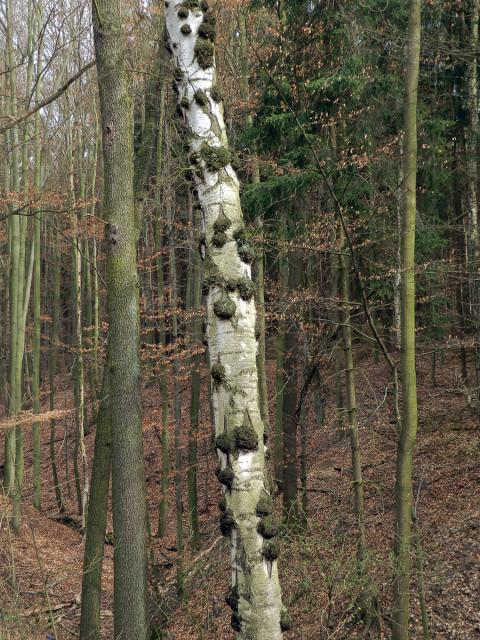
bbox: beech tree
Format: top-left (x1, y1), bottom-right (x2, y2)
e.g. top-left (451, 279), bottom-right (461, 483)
top-left (392, 0), bottom-right (421, 638)
top-left (92, 0), bottom-right (148, 637)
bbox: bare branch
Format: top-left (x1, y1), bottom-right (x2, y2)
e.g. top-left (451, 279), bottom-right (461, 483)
top-left (0, 59), bottom-right (96, 136)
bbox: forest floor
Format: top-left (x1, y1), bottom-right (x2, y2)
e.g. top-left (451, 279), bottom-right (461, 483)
top-left (0, 344), bottom-right (479, 639)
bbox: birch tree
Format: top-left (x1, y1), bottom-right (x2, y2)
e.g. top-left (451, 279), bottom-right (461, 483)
top-left (164, 2), bottom-right (286, 636)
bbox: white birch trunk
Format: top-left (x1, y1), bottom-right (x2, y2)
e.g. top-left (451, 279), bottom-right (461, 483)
top-left (164, 2), bottom-right (286, 637)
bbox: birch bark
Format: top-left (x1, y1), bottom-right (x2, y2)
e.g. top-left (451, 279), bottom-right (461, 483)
top-left (164, 3), bottom-right (285, 636)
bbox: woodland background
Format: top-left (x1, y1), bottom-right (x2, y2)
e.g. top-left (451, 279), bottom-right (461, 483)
top-left (0, 0), bottom-right (479, 638)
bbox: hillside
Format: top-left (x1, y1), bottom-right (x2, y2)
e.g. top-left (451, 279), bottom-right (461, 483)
top-left (1, 346), bottom-right (478, 639)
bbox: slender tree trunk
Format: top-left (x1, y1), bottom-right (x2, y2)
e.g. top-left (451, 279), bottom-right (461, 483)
top-left (154, 90), bottom-right (169, 539)
top-left (465, 0), bottom-right (480, 404)
top-left (330, 240), bottom-right (345, 439)
top-left (274, 256), bottom-right (288, 490)
top-left (328, 126), bottom-right (345, 439)
top-left (339, 225), bottom-right (371, 614)
top-left (91, 105), bottom-right (101, 397)
top-left (156, 218), bottom-right (170, 538)
top-left (5, 207), bottom-right (19, 498)
top-left (92, 1), bottom-right (148, 637)
top-left (452, 136), bottom-right (469, 383)
top-left (392, 2), bottom-right (421, 637)
top-left (12, 220), bottom-right (33, 531)
top-left (168, 203), bottom-right (185, 597)
top-left (412, 504), bottom-right (430, 640)
top-left (78, 135), bottom-right (93, 433)
top-left (164, 4), bottom-right (285, 635)
top-left (282, 252), bottom-right (299, 529)
top-left (49, 230), bottom-right (64, 512)
top-left (394, 142), bottom-right (404, 351)
top-left (80, 370), bottom-right (112, 640)
top-left (32, 21), bottom-right (43, 511)
top-left (5, 0), bottom-right (24, 528)
top-left (299, 340), bottom-right (308, 527)
top-left (12, 0), bottom-right (36, 530)
top-left (32, 208), bottom-right (42, 511)
top-left (188, 201), bottom-right (202, 552)
top-left (69, 131), bottom-right (88, 526)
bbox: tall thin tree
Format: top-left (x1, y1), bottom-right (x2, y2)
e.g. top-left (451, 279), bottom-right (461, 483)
top-left (392, 1), bottom-right (421, 638)
top-left (92, 1), bottom-right (149, 637)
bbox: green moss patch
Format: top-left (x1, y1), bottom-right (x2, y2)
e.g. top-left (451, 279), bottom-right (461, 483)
top-left (200, 143), bottom-right (231, 172)
top-left (212, 230), bottom-right (228, 248)
top-left (225, 585), bottom-right (239, 611)
top-left (256, 493), bottom-right (273, 516)
top-left (231, 612), bottom-right (242, 632)
top-left (181, 0), bottom-right (200, 9)
top-left (217, 466), bottom-right (235, 490)
top-left (211, 361), bottom-right (226, 383)
top-left (220, 508), bottom-right (235, 536)
top-left (189, 150), bottom-right (200, 165)
top-left (213, 210), bottom-right (231, 232)
top-left (198, 21), bottom-right (216, 41)
top-left (202, 12), bottom-right (216, 26)
top-left (232, 227), bottom-right (245, 241)
top-left (213, 293), bottom-right (236, 319)
top-left (280, 609), bottom-right (293, 631)
top-left (202, 254), bottom-right (223, 293)
top-left (237, 277), bottom-right (255, 301)
top-left (194, 38), bottom-right (214, 69)
top-left (262, 539), bottom-right (280, 561)
top-left (215, 431), bottom-right (233, 454)
top-left (237, 241), bottom-right (255, 264)
top-left (234, 420), bottom-right (258, 451)
top-left (257, 515), bottom-right (279, 539)
top-left (211, 85), bottom-right (224, 103)
top-left (194, 89), bottom-right (208, 106)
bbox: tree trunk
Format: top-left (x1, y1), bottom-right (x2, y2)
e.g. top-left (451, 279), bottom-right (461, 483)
top-left (412, 504), bottom-right (430, 640)
top-left (80, 370), bottom-right (112, 640)
top-left (92, 1), bottom-right (148, 637)
top-left (168, 201), bottom-right (185, 597)
top-left (32, 21), bottom-right (43, 511)
top-left (188, 201), bottom-right (202, 552)
top-left (465, 0), bottom-right (480, 404)
top-left (282, 252), bottom-right (299, 529)
top-left (49, 230), bottom-right (64, 513)
top-left (392, 1), bottom-right (421, 637)
top-left (69, 128), bottom-right (88, 526)
top-left (339, 225), bottom-right (371, 615)
top-left (164, 5), bottom-right (285, 635)
top-left (154, 85), bottom-right (169, 539)
top-left (274, 257), bottom-right (288, 490)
